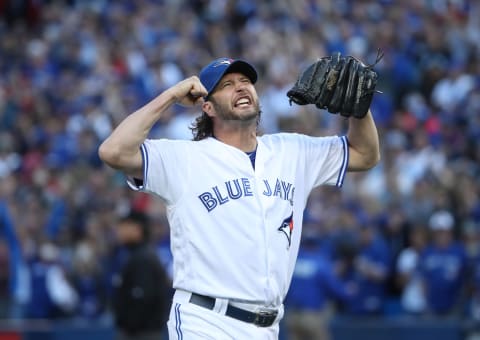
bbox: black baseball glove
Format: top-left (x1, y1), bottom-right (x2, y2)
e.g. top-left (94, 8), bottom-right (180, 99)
top-left (286, 51), bottom-right (383, 119)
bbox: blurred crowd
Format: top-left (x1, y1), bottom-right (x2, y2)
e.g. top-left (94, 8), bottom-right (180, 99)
top-left (0, 0), bottom-right (479, 337)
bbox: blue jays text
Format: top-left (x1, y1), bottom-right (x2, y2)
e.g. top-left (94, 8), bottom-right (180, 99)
top-left (198, 178), bottom-right (295, 212)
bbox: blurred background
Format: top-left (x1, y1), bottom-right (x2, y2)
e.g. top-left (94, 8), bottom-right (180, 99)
top-left (0, 0), bottom-right (479, 339)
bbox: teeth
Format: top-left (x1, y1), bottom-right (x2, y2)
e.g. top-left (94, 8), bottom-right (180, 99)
top-left (236, 98), bottom-right (250, 106)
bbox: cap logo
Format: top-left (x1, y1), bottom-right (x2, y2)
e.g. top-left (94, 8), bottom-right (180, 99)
top-left (213, 59), bottom-right (234, 67)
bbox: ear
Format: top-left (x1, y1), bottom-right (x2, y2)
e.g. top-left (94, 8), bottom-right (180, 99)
top-left (202, 101), bottom-right (215, 118)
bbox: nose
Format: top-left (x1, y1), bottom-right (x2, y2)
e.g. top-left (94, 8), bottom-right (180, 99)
top-left (235, 81), bottom-right (248, 92)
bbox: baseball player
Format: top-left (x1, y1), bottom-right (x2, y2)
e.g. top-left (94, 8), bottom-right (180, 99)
top-left (99, 57), bottom-right (380, 339)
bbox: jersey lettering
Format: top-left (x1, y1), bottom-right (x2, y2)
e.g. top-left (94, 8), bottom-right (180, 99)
top-left (199, 177), bottom-right (295, 212)
top-left (281, 181), bottom-right (293, 200)
top-left (226, 179), bottom-right (243, 199)
top-left (199, 178), bottom-right (253, 212)
top-left (273, 179), bottom-right (282, 198)
top-left (263, 180), bottom-right (272, 196)
top-left (198, 192), bottom-right (218, 212)
top-left (213, 186), bottom-right (229, 204)
top-left (241, 178), bottom-right (253, 196)
top-left (267, 178), bottom-right (294, 205)
top-left (262, 178), bottom-right (294, 202)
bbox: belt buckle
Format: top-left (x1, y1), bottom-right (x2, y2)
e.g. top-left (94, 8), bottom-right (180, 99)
top-left (253, 309), bottom-right (278, 327)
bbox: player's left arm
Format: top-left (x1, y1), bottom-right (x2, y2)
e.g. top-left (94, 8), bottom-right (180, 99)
top-left (346, 109), bottom-right (380, 171)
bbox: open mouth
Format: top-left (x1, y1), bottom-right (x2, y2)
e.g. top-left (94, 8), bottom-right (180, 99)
top-left (234, 97), bottom-right (252, 108)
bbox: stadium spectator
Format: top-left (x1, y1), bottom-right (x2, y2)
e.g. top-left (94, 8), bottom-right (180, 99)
top-left (69, 240), bottom-right (107, 319)
top-left (111, 211), bottom-right (170, 340)
top-left (396, 224), bottom-right (428, 314)
top-left (419, 210), bottom-right (468, 316)
top-left (285, 228), bottom-right (355, 340)
top-left (341, 223), bottom-right (390, 315)
top-left (25, 240), bottom-right (78, 319)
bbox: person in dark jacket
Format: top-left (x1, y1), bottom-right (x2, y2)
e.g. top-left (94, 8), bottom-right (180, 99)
top-left (112, 211), bottom-right (170, 340)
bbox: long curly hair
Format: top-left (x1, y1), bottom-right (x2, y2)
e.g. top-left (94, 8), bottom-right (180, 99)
top-left (190, 112), bottom-right (213, 141)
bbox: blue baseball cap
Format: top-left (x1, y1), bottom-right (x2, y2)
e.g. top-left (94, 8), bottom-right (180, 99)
top-left (199, 58), bottom-right (258, 98)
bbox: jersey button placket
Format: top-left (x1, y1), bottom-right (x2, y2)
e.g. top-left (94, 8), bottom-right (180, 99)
top-left (252, 170), bottom-right (272, 303)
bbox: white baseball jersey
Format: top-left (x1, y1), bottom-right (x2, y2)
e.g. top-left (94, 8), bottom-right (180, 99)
top-left (128, 133), bottom-right (348, 308)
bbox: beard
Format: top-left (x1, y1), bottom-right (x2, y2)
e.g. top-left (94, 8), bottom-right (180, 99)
top-left (210, 97), bottom-right (261, 123)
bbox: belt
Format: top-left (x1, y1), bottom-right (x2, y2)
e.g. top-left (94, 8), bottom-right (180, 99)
top-left (189, 293), bottom-right (278, 328)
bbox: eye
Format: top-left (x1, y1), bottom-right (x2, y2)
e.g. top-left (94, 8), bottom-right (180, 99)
top-left (240, 77), bottom-right (251, 84)
top-left (222, 81), bottom-right (232, 88)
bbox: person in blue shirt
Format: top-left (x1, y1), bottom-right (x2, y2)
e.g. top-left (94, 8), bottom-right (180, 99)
top-left (469, 249), bottom-right (480, 322)
top-left (285, 230), bottom-right (355, 340)
top-left (341, 223), bottom-right (390, 315)
top-left (419, 210), bottom-right (467, 316)
top-left (0, 200), bottom-right (29, 318)
top-left (26, 240), bottom-right (79, 319)
top-left (70, 241), bottom-right (107, 319)
top-left (396, 224), bottom-right (428, 314)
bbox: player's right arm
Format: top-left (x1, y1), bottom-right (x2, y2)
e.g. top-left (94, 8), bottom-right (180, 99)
top-left (98, 76), bottom-right (207, 178)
